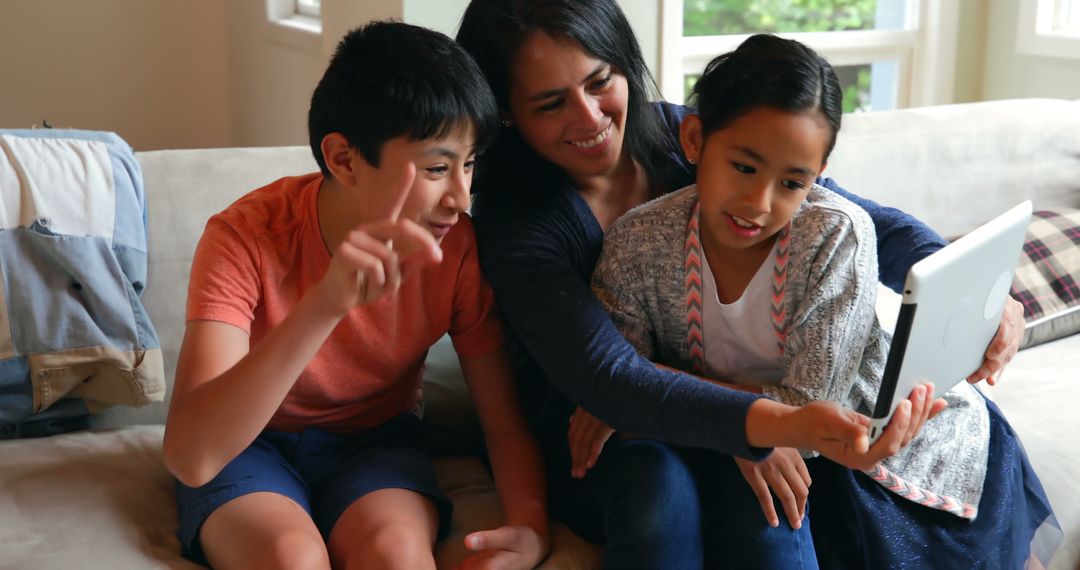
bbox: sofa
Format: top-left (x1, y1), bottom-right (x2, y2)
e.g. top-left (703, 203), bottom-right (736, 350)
top-left (2, 98), bottom-right (1078, 570)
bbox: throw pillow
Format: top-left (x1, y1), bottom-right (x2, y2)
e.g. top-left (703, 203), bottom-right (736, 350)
top-left (1010, 208), bottom-right (1080, 349)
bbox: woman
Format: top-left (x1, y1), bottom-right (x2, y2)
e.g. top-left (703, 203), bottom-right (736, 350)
top-left (455, 1), bottom-right (1027, 567)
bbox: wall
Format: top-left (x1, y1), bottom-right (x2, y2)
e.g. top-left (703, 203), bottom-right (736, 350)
top-left (980, 0), bottom-right (1080, 101)
top-left (225, 0), bottom-right (417, 148)
top-left (0, 0), bottom-right (233, 151)
top-left (953, 0), bottom-right (989, 103)
top-left (223, 1), bottom-right (324, 148)
top-left (7, 0), bottom-right (1074, 152)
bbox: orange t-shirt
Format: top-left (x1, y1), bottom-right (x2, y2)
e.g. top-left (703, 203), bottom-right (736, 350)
top-left (186, 173), bottom-right (504, 433)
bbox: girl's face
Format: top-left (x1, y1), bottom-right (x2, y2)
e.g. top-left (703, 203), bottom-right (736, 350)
top-left (507, 32), bottom-right (630, 183)
top-left (681, 106), bottom-right (831, 254)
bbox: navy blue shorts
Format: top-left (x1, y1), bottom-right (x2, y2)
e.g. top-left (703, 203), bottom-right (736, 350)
top-left (174, 413), bottom-right (452, 565)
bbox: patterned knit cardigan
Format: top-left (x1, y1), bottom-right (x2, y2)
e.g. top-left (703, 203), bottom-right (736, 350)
top-left (592, 184), bottom-right (990, 519)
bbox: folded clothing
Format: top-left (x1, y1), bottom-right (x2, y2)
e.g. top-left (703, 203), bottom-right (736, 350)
top-left (0, 129), bottom-right (164, 437)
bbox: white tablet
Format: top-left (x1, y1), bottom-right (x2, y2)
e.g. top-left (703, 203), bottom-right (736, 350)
top-left (868, 201), bottom-right (1032, 443)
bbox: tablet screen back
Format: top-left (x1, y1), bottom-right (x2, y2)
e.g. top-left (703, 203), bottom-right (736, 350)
top-left (868, 201), bottom-right (1032, 443)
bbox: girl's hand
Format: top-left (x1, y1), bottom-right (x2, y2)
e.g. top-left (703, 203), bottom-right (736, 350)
top-left (967, 297), bottom-right (1024, 386)
top-left (457, 525), bottom-right (547, 570)
top-left (788, 384), bottom-right (946, 472)
top-left (567, 406), bottom-right (615, 478)
top-left (901, 384), bottom-right (948, 448)
top-left (734, 448), bottom-right (811, 529)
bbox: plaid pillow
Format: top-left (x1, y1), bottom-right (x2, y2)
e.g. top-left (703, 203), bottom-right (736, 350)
top-left (1010, 208), bottom-right (1080, 349)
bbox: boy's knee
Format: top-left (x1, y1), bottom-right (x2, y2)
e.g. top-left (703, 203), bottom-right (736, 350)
top-left (338, 523), bottom-right (435, 570)
top-left (256, 529), bottom-right (330, 570)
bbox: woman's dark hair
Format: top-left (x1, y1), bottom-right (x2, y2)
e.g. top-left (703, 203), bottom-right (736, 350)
top-left (690, 34), bottom-right (843, 162)
top-left (308, 20), bottom-right (498, 175)
top-left (456, 0), bottom-right (673, 193)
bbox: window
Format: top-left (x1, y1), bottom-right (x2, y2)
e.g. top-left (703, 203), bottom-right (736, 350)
top-left (1017, 0), bottom-right (1080, 59)
top-left (659, 0), bottom-right (959, 111)
top-left (266, 0), bottom-right (321, 35)
top-left (296, 0), bottom-right (322, 18)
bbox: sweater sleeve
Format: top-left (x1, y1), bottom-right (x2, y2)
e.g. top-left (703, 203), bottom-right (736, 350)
top-left (817, 177), bottom-right (946, 293)
top-left (473, 195), bottom-right (768, 459)
top-left (763, 206), bottom-right (885, 460)
top-left (590, 230), bottom-right (656, 360)
top-left (762, 203), bottom-right (882, 414)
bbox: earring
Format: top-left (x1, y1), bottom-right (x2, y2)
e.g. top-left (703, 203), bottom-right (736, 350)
top-left (501, 119), bottom-right (512, 127)
top-left (688, 157), bottom-right (697, 165)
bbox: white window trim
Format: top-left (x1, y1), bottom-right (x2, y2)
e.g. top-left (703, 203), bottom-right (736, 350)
top-left (658, 0), bottom-right (958, 109)
top-left (296, 0), bottom-right (321, 18)
top-left (1017, 0), bottom-right (1080, 60)
top-left (265, 0), bottom-right (322, 54)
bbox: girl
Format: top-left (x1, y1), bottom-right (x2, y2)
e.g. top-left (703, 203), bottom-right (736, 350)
top-left (589, 34), bottom-right (1056, 568)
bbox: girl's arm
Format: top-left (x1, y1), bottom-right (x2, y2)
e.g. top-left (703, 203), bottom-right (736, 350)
top-left (458, 347), bottom-right (549, 568)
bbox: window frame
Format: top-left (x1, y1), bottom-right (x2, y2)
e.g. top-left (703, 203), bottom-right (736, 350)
top-left (1016, 0), bottom-right (1080, 60)
top-left (295, 0), bottom-right (322, 18)
top-left (658, 0), bottom-right (959, 109)
top-left (264, 0), bottom-right (322, 54)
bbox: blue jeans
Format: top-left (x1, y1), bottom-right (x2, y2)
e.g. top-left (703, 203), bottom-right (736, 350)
top-left (544, 437), bottom-right (818, 569)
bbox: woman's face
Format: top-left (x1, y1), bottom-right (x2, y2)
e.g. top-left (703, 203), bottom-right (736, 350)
top-left (507, 32), bottom-right (630, 182)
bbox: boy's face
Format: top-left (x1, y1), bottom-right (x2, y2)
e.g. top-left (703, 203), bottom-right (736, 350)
top-left (684, 107), bottom-right (829, 255)
top-left (356, 123), bottom-right (476, 242)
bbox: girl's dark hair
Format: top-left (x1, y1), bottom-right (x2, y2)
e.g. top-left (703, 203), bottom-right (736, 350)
top-left (690, 34), bottom-right (843, 162)
top-left (456, 0), bottom-right (673, 194)
top-left (308, 21), bottom-right (498, 175)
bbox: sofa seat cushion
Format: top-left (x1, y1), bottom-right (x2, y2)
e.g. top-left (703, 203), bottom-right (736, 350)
top-left (988, 333), bottom-right (1080, 569)
top-left (0, 426), bottom-right (599, 569)
top-left (0, 426), bottom-right (194, 569)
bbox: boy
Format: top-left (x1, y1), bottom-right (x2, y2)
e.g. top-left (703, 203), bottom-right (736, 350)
top-left (163, 22), bottom-right (548, 569)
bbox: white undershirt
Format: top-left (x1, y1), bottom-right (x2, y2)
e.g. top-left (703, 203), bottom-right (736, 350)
top-left (700, 242), bottom-right (786, 387)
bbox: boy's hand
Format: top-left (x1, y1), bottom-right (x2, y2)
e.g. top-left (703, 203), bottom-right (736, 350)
top-left (567, 406), bottom-right (615, 478)
top-left (967, 297), bottom-right (1024, 386)
top-left (735, 448), bottom-right (810, 529)
top-left (316, 164), bottom-right (442, 314)
top-left (457, 525), bottom-right (547, 570)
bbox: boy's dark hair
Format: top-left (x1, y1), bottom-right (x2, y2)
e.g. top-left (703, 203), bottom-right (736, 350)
top-left (308, 21), bottom-right (498, 175)
top-left (690, 34), bottom-right (843, 162)
top-left (456, 0), bottom-right (672, 193)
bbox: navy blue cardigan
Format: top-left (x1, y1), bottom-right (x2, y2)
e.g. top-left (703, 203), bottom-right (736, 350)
top-left (471, 102), bottom-right (945, 458)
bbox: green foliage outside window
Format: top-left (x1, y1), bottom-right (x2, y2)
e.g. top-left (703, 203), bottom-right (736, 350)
top-left (683, 0), bottom-right (882, 112)
top-left (685, 65), bottom-right (873, 113)
top-left (684, 0), bottom-right (878, 36)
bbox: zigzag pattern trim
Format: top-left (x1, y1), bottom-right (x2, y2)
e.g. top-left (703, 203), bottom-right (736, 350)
top-left (864, 464), bottom-right (978, 519)
top-left (685, 202), bottom-right (705, 374)
top-left (771, 224), bottom-right (791, 355)
top-left (685, 205), bottom-right (792, 369)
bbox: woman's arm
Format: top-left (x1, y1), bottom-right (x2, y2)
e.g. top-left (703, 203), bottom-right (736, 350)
top-left (818, 177), bottom-right (946, 293)
top-left (473, 196), bottom-right (768, 459)
top-left (820, 178), bottom-right (1023, 384)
